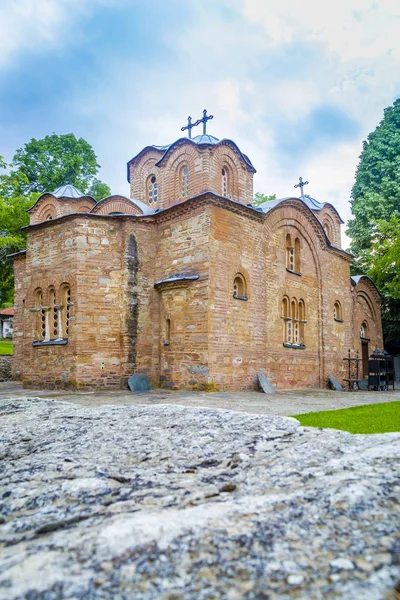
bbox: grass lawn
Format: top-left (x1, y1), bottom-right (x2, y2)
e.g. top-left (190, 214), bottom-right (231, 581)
top-left (291, 401), bottom-right (400, 434)
top-left (0, 338), bottom-right (13, 355)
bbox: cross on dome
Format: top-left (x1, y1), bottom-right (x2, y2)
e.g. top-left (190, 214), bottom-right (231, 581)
top-left (294, 176), bottom-right (309, 196)
top-left (181, 109), bottom-right (214, 139)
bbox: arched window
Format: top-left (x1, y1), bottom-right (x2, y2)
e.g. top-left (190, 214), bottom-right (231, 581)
top-left (286, 234), bottom-right (294, 271)
top-left (165, 318), bottom-right (171, 346)
top-left (233, 274), bottom-right (247, 300)
top-left (59, 285), bottom-right (71, 339)
top-left (294, 238), bottom-right (300, 272)
top-left (298, 299), bottom-right (305, 344)
top-left (180, 166), bottom-right (189, 198)
top-left (147, 175), bottom-right (158, 204)
top-left (46, 214), bottom-right (53, 221)
top-left (49, 288), bottom-right (59, 339)
top-left (286, 234), bottom-right (301, 273)
top-left (334, 301), bottom-right (343, 321)
top-left (360, 322), bottom-right (368, 339)
top-left (323, 220), bottom-right (332, 240)
top-left (282, 296), bottom-right (306, 347)
top-left (34, 289), bottom-right (46, 340)
top-left (222, 167), bottom-right (229, 197)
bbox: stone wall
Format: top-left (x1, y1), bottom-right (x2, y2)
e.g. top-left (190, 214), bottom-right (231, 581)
top-left (0, 356), bottom-right (12, 381)
top-left (13, 194), bottom-right (383, 391)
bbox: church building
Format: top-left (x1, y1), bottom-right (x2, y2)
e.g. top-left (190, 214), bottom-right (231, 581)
top-left (11, 112), bottom-right (383, 390)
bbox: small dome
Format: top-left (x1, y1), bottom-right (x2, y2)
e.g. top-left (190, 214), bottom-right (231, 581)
top-left (51, 184), bottom-right (86, 199)
top-left (192, 134), bottom-right (220, 145)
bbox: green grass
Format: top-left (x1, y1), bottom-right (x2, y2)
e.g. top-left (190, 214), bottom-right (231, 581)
top-left (291, 401), bottom-right (400, 434)
top-left (0, 338), bottom-right (13, 355)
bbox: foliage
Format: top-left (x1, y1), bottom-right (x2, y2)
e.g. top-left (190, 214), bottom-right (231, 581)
top-left (0, 161), bottom-right (34, 306)
top-left (10, 133), bottom-right (110, 200)
top-left (292, 401), bottom-right (400, 434)
top-left (0, 339), bottom-right (13, 355)
top-left (347, 98), bottom-right (400, 345)
top-left (253, 192), bottom-right (276, 207)
top-left (0, 134), bottom-right (111, 307)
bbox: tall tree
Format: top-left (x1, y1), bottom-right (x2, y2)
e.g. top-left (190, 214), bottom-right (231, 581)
top-left (347, 98), bottom-right (400, 346)
top-left (11, 133), bottom-right (111, 200)
top-left (0, 134), bottom-right (111, 307)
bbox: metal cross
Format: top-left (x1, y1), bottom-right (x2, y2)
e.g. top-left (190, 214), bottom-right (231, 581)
top-left (181, 116), bottom-right (197, 139)
top-left (198, 109), bottom-right (214, 134)
top-left (294, 176), bottom-right (309, 196)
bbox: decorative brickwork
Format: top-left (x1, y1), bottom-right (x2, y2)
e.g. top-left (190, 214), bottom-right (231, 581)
top-left (12, 133), bottom-right (383, 391)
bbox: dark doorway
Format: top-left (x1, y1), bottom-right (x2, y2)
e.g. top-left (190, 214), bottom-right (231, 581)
top-left (362, 341), bottom-right (369, 378)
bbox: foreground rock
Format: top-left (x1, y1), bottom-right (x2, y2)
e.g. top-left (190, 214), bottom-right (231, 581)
top-left (0, 398), bottom-right (399, 599)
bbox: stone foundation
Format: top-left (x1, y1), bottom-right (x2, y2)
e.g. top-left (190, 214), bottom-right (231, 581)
top-left (0, 355), bottom-right (12, 382)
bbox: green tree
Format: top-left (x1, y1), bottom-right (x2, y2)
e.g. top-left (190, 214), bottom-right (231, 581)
top-left (10, 133), bottom-right (110, 200)
top-left (0, 160), bottom-right (34, 307)
top-left (253, 192), bottom-right (276, 207)
top-left (347, 98), bottom-right (400, 345)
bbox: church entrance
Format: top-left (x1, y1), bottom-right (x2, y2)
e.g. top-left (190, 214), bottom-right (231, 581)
top-left (361, 340), bottom-right (369, 379)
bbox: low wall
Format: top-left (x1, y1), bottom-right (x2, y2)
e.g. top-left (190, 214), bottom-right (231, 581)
top-left (0, 356), bottom-right (12, 382)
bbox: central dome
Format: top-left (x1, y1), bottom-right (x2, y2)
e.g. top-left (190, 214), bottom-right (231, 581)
top-left (191, 134), bottom-right (220, 145)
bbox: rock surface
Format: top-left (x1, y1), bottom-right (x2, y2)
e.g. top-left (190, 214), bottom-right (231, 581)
top-left (0, 397), bottom-right (399, 599)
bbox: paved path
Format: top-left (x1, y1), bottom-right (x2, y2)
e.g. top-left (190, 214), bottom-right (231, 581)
top-left (1, 381), bottom-right (399, 416)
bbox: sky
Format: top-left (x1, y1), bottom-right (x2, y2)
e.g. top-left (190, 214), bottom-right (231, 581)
top-left (1, 0), bottom-right (400, 248)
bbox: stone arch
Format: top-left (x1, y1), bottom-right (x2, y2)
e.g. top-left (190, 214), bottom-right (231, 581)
top-left (129, 151), bottom-right (162, 203)
top-left (165, 145), bottom-right (199, 202)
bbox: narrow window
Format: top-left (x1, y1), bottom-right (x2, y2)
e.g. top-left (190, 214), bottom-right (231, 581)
top-left (165, 318), bottom-right (171, 346)
top-left (180, 166), bottom-right (189, 198)
top-left (49, 288), bottom-right (59, 339)
top-left (294, 238), bottom-right (300, 272)
top-left (147, 175), bottom-right (158, 204)
top-left (286, 234), bottom-right (294, 271)
top-left (360, 322), bottom-right (368, 338)
top-left (282, 297), bottom-right (291, 343)
top-left (34, 289), bottom-right (45, 340)
top-left (298, 299), bottom-right (305, 344)
top-left (222, 167), bottom-right (229, 197)
top-left (65, 287), bottom-right (71, 337)
top-left (233, 274), bottom-right (247, 300)
top-left (323, 220), bottom-right (332, 240)
top-left (291, 299), bottom-right (299, 344)
top-left (334, 301), bottom-right (342, 321)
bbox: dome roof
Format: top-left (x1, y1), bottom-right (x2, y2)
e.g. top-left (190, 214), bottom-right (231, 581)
top-left (191, 134), bottom-right (220, 145)
top-left (257, 195), bottom-right (344, 224)
top-left (51, 184), bottom-right (87, 199)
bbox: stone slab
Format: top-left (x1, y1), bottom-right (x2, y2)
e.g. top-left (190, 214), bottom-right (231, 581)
top-left (127, 373), bottom-right (151, 392)
top-left (0, 397), bottom-right (399, 599)
top-left (329, 375), bottom-right (343, 391)
top-left (258, 370), bottom-right (276, 394)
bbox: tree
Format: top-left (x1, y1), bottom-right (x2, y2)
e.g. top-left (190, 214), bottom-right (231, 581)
top-left (253, 192), bottom-right (276, 207)
top-left (10, 133), bottom-right (111, 200)
top-left (0, 160), bottom-right (34, 307)
top-left (347, 98), bottom-right (400, 346)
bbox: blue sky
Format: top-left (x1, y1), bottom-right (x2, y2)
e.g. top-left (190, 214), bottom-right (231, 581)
top-left (1, 0), bottom-right (400, 247)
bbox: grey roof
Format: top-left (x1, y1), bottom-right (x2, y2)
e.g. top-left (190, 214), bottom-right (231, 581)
top-left (257, 195), bottom-right (344, 223)
top-left (154, 273), bottom-right (199, 286)
top-left (127, 135), bottom-right (256, 181)
top-left (351, 275), bottom-right (382, 297)
top-left (51, 184), bottom-right (87, 199)
top-left (191, 134), bottom-right (220, 145)
top-left (90, 195), bottom-right (156, 216)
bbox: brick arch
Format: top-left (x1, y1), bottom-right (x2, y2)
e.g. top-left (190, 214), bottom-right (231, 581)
top-left (130, 151), bottom-right (162, 203)
top-left (262, 203), bottom-right (325, 385)
top-left (212, 148), bottom-right (240, 200)
top-left (356, 289), bottom-right (378, 323)
top-left (91, 196), bottom-right (143, 216)
top-left (34, 198), bottom-right (59, 224)
top-left (164, 145), bottom-right (200, 204)
top-left (231, 264), bottom-right (251, 298)
top-left (318, 207), bottom-right (340, 246)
